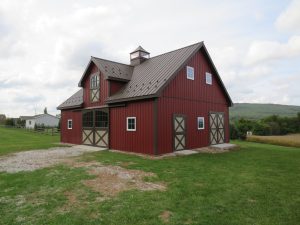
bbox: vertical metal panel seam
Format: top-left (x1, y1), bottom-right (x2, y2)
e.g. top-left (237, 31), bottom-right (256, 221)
top-left (153, 98), bottom-right (158, 155)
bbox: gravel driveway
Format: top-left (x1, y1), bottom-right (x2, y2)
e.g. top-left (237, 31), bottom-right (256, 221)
top-left (0, 146), bottom-right (105, 173)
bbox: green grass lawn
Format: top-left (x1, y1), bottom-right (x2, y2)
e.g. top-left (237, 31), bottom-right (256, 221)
top-left (0, 141), bottom-right (299, 225)
top-left (0, 126), bottom-right (60, 155)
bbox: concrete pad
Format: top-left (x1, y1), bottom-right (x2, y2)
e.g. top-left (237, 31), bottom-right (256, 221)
top-left (174, 150), bottom-right (199, 156)
top-left (74, 145), bottom-right (108, 151)
top-left (210, 143), bottom-right (237, 150)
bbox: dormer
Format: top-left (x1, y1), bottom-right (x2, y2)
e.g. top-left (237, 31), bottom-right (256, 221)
top-left (130, 46), bottom-right (150, 66)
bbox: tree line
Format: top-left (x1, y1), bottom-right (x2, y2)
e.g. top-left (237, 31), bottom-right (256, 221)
top-left (230, 113), bottom-right (300, 139)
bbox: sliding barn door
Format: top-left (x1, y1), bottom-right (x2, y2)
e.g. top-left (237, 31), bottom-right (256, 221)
top-left (82, 109), bottom-right (109, 148)
top-left (173, 114), bottom-right (186, 151)
top-left (209, 112), bottom-right (225, 145)
top-left (94, 110), bottom-right (109, 148)
top-left (82, 111), bottom-right (94, 145)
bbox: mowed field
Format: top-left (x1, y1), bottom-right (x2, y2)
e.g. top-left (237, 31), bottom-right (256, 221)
top-left (0, 126), bottom-right (60, 155)
top-left (0, 127), bottom-right (299, 225)
top-left (247, 133), bottom-right (300, 148)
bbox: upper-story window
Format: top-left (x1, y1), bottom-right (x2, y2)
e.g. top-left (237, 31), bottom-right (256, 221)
top-left (186, 66), bottom-right (194, 80)
top-left (90, 73), bottom-right (100, 102)
top-left (206, 72), bottom-right (212, 85)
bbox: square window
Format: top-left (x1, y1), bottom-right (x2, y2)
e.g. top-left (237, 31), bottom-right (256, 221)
top-left (127, 117), bottom-right (136, 131)
top-left (206, 72), bottom-right (212, 85)
top-left (197, 117), bottom-right (205, 130)
top-left (186, 66), bottom-right (194, 80)
top-left (67, 119), bottom-right (73, 129)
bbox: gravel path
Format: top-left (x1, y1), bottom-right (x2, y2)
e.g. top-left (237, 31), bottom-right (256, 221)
top-left (0, 146), bottom-right (104, 173)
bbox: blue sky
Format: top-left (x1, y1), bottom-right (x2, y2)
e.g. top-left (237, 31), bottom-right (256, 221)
top-left (0, 0), bottom-right (299, 117)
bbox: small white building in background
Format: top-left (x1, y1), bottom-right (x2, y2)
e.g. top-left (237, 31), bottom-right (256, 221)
top-left (20, 114), bottom-right (59, 129)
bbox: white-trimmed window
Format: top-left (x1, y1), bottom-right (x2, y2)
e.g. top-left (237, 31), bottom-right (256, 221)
top-left (126, 117), bottom-right (136, 131)
top-left (67, 119), bottom-right (73, 129)
top-left (197, 117), bottom-right (205, 130)
top-left (186, 66), bottom-right (194, 80)
top-left (206, 72), bottom-right (212, 85)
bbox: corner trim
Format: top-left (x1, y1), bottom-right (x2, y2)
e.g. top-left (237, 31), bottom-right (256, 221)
top-left (153, 98), bottom-right (158, 155)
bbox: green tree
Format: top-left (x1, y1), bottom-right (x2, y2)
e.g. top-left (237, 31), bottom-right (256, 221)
top-left (5, 118), bottom-right (14, 126)
top-left (230, 123), bottom-right (239, 140)
top-left (44, 107), bottom-right (48, 114)
top-left (235, 118), bottom-right (256, 139)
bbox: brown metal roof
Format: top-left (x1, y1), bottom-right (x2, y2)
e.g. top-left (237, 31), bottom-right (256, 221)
top-left (106, 42), bottom-right (203, 103)
top-left (78, 57), bottom-right (133, 86)
top-left (59, 41), bottom-right (233, 109)
top-left (57, 89), bottom-right (83, 110)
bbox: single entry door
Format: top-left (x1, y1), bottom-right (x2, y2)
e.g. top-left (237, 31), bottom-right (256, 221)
top-left (209, 112), bottom-right (225, 145)
top-left (82, 109), bottom-right (109, 148)
top-left (173, 114), bottom-right (186, 151)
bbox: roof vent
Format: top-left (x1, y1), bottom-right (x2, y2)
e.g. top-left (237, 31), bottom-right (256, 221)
top-left (130, 46), bottom-right (150, 66)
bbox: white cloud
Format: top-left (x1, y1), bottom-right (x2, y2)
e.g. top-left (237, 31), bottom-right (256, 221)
top-left (244, 35), bottom-right (300, 65)
top-left (276, 0), bottom-right (300, 33)
top-left (0, 0), bottom-right (300, 117)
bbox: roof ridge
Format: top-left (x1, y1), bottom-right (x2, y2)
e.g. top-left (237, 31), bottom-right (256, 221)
top-left (91, 42), bottom-right (203, 67)
top-left (91, 56), bottom-right (133, 67)
top-left (147, 41), bottom-right (203, 60)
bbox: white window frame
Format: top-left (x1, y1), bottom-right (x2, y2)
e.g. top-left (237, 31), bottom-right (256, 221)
top-left (126, 117), bottom-right (136, 131)
top-left (197, 117), bottom-right (205, 130)
top-left (206, 72), bottom-right (212, 85)
top-left (186, 66), bottom-right (194, 80)
top-left (67, 119), bottom-right (73, 130)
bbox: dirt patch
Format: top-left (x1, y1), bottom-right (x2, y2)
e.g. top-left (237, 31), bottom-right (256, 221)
top-left (194, 146), bottom-right (239, 154)
top-left (64, 191), bottom-right (77, 205)
top-left (58, 191), bottom-right (80, 213)
top-left (159, 210), bottom-right (172, 223)
top-left (66, 161), bottom-right (166, 197)
top-left (0, 146), bottom-right (104, 173)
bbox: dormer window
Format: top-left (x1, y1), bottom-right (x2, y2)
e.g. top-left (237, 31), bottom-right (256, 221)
top-left (90, 73), bottom-right (100, 102)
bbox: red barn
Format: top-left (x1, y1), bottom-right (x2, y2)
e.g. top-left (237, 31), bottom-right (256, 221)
top-left (57, 42), bottom-right (233, 155)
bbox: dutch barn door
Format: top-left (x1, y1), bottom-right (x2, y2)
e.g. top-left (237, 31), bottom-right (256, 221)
top-left (209, 112), bottom-right (225, 145)
top-left (173, 114), bottom-right (186, 151)
top-left (82, 109), bottom-right (109, 148)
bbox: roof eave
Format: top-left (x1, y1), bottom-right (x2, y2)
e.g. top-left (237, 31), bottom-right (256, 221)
top-left (57, 104), bottom-right (83, 110)
top-left (200, 44), bottom-right (234, 106)
top-left (155, 42), bottom-right (204, 97)
top-left (78, 58), bottom-right (93, 87)
top-left (106, 94), bottom-right (158, 104)
top-left (106, 76), bottom-right (130, 82)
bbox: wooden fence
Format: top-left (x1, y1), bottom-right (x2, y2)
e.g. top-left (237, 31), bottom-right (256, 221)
top-left (0, 125), bottom-right (60, 136)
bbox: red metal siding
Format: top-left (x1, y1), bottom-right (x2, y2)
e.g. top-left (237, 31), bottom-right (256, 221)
top-left (61, 110), bottom-right (82, 144)
top-left (162, 49), bottom-right (228, 104)
top-left (110, 80), bottom-right (126, 96)
top-left (110, 99), bottom-right (154, 154)
top-left (83, 63), bottom-right (109, 108)
top-left (157, 50), bottom-right (230, 154)
top-left (157, 98), bottom-right (229, 154)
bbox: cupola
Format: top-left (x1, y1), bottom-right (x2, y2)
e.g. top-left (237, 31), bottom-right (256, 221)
top-left (130, 46), bottom-right (150, 66)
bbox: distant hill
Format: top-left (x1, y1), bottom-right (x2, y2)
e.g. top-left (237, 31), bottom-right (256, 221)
top-left (230, 103), bottom-right (300, 121)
